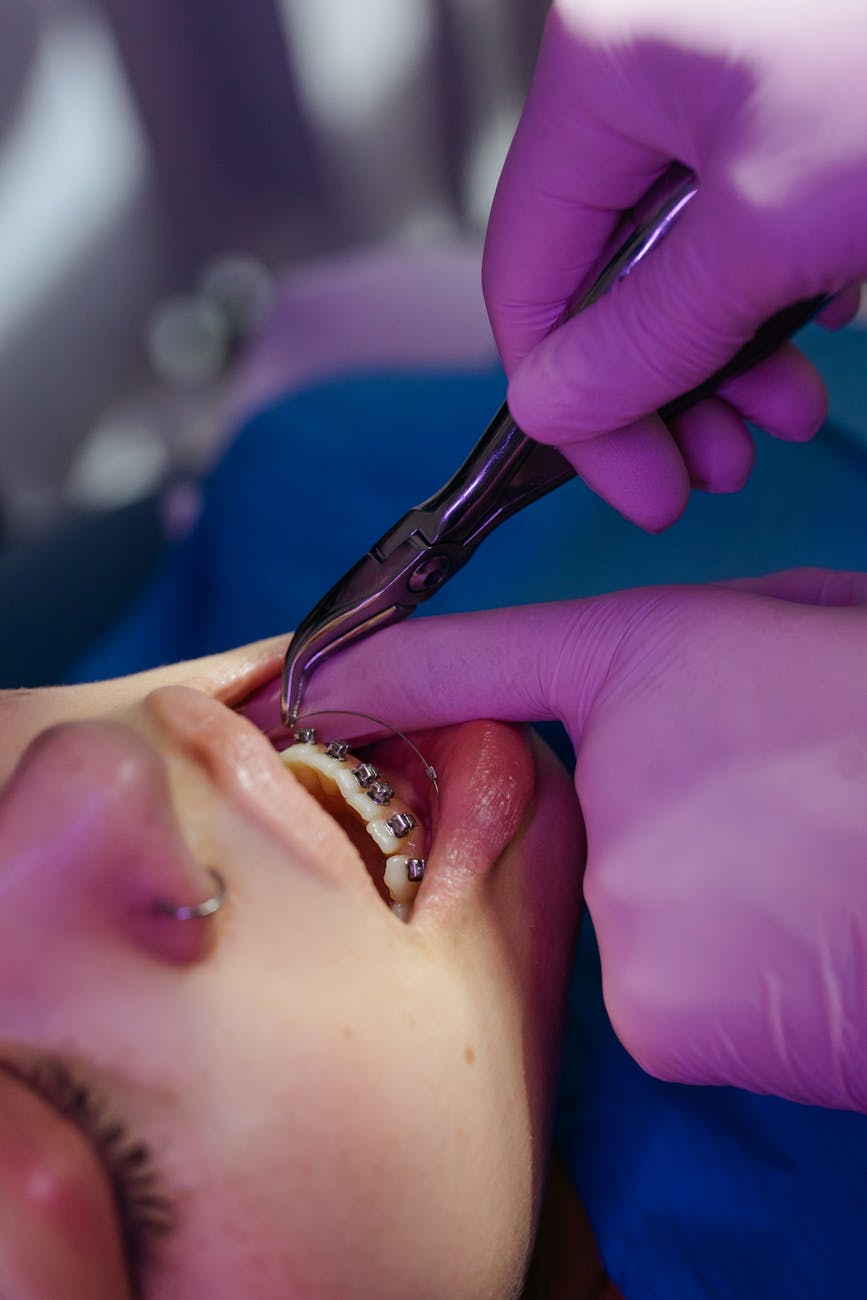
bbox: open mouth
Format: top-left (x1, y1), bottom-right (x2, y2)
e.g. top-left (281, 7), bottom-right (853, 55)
top-left (272, 717), bottom-right (538, 927)
top-left (234, 667), bottom-right (538, 925)
top-left (278, 727), bottom-right (436, 921)
top-left (146, 670), bottom-right (537, 928)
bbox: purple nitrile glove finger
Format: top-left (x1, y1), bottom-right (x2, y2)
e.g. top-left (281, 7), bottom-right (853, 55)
top-left (484, 1), bottom-right (867, 526)
top-left (668, 397), bottom-right (755, 494)
top-left (814, 283), bottom-right (863, 332)
top-left (295, 570), bottom-right (867, 1111)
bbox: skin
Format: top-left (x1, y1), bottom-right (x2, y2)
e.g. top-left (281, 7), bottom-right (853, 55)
top-left (0, 635), bottom-right (588, 1299)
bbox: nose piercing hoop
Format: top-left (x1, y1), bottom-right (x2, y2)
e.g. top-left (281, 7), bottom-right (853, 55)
top-left (157, 868), bottom-right (227, 921)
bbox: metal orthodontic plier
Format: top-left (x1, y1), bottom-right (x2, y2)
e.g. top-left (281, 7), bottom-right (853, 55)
top-left (281, 164), bottom-right (827, 728)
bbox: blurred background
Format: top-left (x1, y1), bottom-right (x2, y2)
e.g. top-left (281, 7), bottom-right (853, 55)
top-left (3, 0), bottom-right (866, 687)
top-left (0, 0), bottom-right (547, 538)
top-left (0, 0), bottom-right (549, 680)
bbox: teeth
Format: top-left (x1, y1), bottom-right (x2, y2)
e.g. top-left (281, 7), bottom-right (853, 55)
top-left (383, 855), bottom-right (420, 902)
top-left (280, 741), bottom-right (427, 920)
top-left (352, 762), bottom-right (379, 789)
top-left (367, 813), bottom-right (425, 859)
top-left (385, 811), bottom-right (416, 838)
top-left (405, 858), bottom-right (426, 883)
top-left (366, 780), bottom-right (394, 806)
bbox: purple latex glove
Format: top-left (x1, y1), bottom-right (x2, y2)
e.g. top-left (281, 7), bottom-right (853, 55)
top-left (283, 569), bottom-right (867, 1111)
top-left (484, 0), bottom-right (867, 529)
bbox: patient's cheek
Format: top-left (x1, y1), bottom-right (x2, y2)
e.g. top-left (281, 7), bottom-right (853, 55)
top-left (0, 1073), bottom-right (133, 1298)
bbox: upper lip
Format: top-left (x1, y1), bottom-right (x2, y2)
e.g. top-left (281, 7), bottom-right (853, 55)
top-left (236, 670), bottom-right (304, 747)
top-left (161, 666), bottom-right (538, 921)
top-left (237, 670), bottom-right (537, 919)
top-left (217, 644), bottom-right (289, 712)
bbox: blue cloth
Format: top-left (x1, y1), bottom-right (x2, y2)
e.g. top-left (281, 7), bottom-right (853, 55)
top-left (70, 326), bottom-right (867, 1298)
top-left (557, 923), bottom-right (867, 1300)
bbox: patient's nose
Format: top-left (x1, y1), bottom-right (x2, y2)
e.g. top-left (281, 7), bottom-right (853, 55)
top-left (0, 720), bottom-right (217, 971)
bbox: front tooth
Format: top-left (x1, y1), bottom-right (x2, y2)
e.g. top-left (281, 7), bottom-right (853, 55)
top-left (333, 765), bottom-right (381, 817)
top-left (280, 741), bottom-right (427, 916)
top-left (284, 756), bottom-right (327, 798)
top-left (351, 762), bottom-right (379, 789)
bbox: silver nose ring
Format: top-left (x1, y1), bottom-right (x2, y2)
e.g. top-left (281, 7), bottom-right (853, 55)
top-left (157, 867), bottom-right (227, 921)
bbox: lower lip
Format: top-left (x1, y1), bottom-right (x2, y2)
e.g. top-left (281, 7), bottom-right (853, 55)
top-left (160, 684), bottom-right (537, 915)
top-left (248, 705), bottom-right (537, 918)
top-left (390, 719), bottom-right (536, 919)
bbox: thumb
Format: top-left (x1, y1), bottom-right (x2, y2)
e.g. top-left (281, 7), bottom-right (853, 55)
top-left (248, 595), bottom-right (655, 745)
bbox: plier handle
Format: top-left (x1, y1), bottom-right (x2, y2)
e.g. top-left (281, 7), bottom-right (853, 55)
top-left (282, 165), bottom-right (826, 726)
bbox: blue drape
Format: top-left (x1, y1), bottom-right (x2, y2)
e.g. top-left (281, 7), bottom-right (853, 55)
top-left (71, 325), bottom-right (867, 1298)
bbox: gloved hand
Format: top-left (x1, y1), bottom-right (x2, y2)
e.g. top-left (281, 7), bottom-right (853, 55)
top-left (306, 568), bottom-right (867, 1112)
top-left (484, 0), bottom-right (867, 529)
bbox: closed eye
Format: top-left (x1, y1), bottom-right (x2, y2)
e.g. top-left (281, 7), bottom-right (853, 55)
top-left (0, 1056), bottom-right (177, 1298)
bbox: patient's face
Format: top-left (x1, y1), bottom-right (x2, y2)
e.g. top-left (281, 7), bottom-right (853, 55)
top-left (0, 636), bottom-right (583, 1299)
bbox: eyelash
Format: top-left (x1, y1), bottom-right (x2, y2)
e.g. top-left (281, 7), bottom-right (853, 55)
top-left (2, 1057), bottom-right (176, 1296)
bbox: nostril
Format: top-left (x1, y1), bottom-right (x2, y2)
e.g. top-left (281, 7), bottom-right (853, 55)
top-left (0, 720), bottom-right (216, 966)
